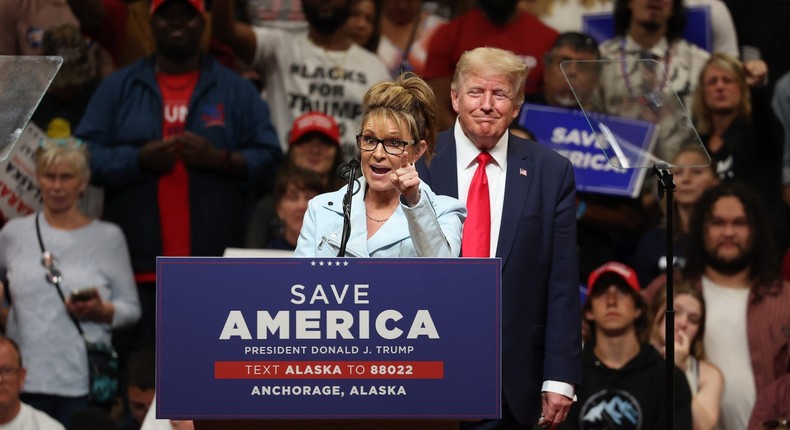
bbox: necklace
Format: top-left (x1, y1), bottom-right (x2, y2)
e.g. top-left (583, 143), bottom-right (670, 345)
top-left (366, 212), bottom-right (389, 223)
top-left (620, 37), bottom-right (671, 116)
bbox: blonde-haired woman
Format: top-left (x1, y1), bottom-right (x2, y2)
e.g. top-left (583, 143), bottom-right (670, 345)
top-left (691, 53), bottom-right (759, 184)
top-left (0, 138), bottom-right (140, 426)
top-left (294, 73), bottom-right (465, 257)
top-left (649, 281), bottom-right (724, 430)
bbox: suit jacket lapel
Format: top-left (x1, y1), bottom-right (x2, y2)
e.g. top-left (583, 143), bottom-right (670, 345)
top-left (496, 136), bottom-right (535, 267)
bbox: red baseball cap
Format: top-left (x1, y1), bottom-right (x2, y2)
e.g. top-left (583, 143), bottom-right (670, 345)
top-left (289, 112), bottom-right (340, 146)
top-left (586, 261), bottom-right (640, 296)
top-left (150, 0), bottom-right (205, 14)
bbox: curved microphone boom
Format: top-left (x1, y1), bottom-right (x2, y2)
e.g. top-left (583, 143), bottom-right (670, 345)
top-left (337, 159), bottom-right (360, 257)
top-left (337, 159), bottom-right (360, 181)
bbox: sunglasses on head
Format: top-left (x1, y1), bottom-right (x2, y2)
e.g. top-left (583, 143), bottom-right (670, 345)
top-left (38, 137), bottom-right (84, 149)
top-left (41, 250), bottom-right (63, 285)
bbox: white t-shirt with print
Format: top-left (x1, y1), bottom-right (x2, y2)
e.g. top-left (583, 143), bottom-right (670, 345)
top-left (252, 27), bottom-right (391, 160)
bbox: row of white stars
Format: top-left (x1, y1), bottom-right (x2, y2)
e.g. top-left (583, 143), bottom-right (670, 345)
top-left (310, 261), bottom-right (350, 267)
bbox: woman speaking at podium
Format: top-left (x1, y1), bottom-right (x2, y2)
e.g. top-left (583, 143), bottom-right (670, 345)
top-left (294, 73), bottom-right (466, 258)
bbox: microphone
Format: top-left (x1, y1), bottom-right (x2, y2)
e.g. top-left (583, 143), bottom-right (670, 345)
top-left (337, 159), bottom-right (360, 181)
top-left (337, 159), bottom-right (360, 257)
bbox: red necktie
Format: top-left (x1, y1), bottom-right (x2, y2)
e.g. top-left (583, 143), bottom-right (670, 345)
top-left (462, 152), bottom-right (492, 257)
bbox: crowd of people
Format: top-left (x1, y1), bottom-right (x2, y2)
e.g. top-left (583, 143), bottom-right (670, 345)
top-left (1, 0), bottom-right (790, 429)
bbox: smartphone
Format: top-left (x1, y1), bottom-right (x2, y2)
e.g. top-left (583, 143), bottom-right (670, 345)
top-left (70, 287), bottom-right (98, 302)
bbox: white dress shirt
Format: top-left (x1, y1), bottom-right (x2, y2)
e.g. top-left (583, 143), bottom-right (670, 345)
top-left (454, 121), bottom-right (508, 258)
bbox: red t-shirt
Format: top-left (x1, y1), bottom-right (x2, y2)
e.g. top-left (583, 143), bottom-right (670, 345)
top-left (422, 9), bottom-right (558, 95)
top-left (156, 70), bottom-right (199, 258)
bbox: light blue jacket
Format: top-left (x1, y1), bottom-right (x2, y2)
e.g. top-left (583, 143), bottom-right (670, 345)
top-left (294, 178), bottom-right (466, 258)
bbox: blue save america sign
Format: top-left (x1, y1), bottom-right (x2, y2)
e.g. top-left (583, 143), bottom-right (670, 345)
top-left (156, 257), bottom-right (501, 420)
top-left (518, 103), bottom-right (656, 198)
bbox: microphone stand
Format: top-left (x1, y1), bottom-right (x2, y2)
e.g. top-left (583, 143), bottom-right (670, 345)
top-left (338, 160), bottom-right (359, 257)
top-left (652, 163), bottom-right (675, 430)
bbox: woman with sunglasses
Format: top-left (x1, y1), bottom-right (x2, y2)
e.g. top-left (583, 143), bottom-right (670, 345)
top-left (0, 138), bottom-right (140, 426)
top-left (294, 73), bottom-right (465, 257)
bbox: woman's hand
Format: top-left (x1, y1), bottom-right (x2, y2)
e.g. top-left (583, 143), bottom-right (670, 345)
top-left (66, 288), bottom-right (114, 324)
top-left (744, 59), bottom-right (768, 87)
top-left (390, 153), bottom-right (421, 207)
top-left (674, 329), bottom-right (691, 370)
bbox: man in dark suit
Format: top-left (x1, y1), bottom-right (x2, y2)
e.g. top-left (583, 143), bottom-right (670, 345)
top-left (417, 46), bottom-right (582, 429)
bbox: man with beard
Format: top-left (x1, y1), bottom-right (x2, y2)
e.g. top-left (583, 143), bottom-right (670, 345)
top-left (681, 181), bottom-right (790, 430)
top-left (75, 0), bottom-right (282, 353)
top-left (595, 0), bottom-right (711, 164)
top-left (423, 0), bottom-right (559, 130)
top-left (212, 0), bottom-right (390, 160)
top-left (598, 0), bottom-right (768, 164)
top-left (599, 0), bottom-right (710, 110)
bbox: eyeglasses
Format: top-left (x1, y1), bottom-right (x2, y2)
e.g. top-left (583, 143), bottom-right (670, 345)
top-left (0, 366), bottom-right (20, 382)
top-left (356, 134), bottom-right (415, 156)
top-left (763, 419), bottom-right (790, 430)
top-left (41, 250), bottom-right (63, 285)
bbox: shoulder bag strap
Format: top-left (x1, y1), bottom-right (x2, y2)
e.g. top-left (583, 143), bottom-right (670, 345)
top-left (35, 212), bottom-right (85, 336)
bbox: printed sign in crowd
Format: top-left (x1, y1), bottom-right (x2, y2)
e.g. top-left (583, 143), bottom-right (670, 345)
top-left (0, 123), bottom-right (103, 222)
top-left (156, 257), bottom-right (501, 419)
top-left (0, 124), bottom-right (45, 222)
top-left (518, 103), bottom-right (656, 198)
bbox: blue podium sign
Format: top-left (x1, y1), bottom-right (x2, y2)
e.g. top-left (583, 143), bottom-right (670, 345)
top-left (518, 103), bottom-right (655, 198)
top-left (156, 257), bottom-right (501, 420)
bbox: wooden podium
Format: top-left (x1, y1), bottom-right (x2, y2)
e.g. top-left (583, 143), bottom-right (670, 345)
top-left (195, 419), bottom-right (461, 429)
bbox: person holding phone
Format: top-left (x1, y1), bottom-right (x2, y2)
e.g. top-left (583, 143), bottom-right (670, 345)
top-left (293, 72), bottom-right (466, 258)
top-left (0, 138), bottom-right (140, 426)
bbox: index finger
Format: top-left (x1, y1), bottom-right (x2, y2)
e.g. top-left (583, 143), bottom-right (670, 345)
top-left (400, 152), bottom-right (409, 169)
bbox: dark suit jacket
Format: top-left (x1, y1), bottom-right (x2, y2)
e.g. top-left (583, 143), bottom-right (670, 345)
top-left (417, 130), bottom-right (583, 425)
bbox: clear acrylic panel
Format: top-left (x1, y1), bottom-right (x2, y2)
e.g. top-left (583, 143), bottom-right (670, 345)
top-left (561, 58), bottom-right (709, 169)
top-left (0, 55), bottom-right (63, 161)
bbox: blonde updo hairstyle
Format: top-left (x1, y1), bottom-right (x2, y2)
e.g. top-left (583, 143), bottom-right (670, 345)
top-left (360, 72), bottom-right (440, 164)
top-left (35, 137), bottom-right (91, 185)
